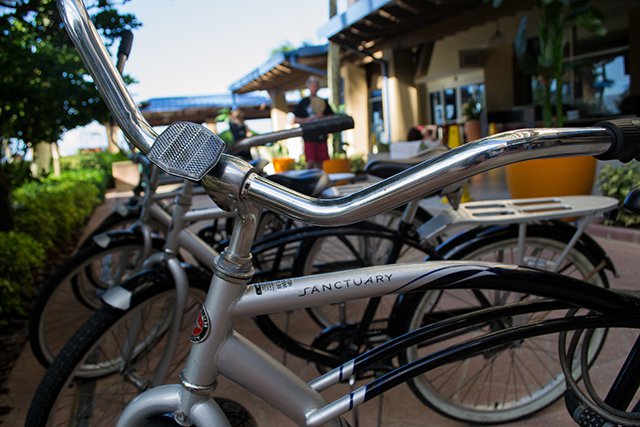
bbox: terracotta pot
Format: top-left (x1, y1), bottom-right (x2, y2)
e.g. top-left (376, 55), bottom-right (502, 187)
top-left (506, 156), bottom-right (597, 198)
top-left (322, 158), bottom-right (351, 174)
top-left (272, 157), bottom-right (295, 173)
top-left (464, 120), bottom-right (481, 142)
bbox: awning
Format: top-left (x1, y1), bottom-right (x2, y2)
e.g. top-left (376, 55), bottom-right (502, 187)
top-left (139, 93), bottom-right (272, 127)
top-left (230, 45), bottom-right (328, 94)
top-left (317, 0), bottom-right (532, 51)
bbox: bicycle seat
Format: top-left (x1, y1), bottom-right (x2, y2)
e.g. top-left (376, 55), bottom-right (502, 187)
top-left (366, 147), bottom-right (449, 179)
top-left (365, 158), bottom-right (424, 179)
top-left (624, 185), bottom-right (640, 214)
top-left (267, 169), bottom-right (332, 197)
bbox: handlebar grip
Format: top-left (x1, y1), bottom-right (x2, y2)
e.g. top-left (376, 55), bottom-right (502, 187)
top-left (148, 122), bottom-right (225, 181)
top-left (595, 117), bottom-right (640, 163)
top-left (301, 115), bottom-right (354, 141)
top-left (117, 30), bottom-right (134, 59)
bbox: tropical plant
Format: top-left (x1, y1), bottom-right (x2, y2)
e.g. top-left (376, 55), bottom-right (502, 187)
top-left (462, 97), bottom-right (482, 121)
top-left (507, 0), bottom-right (606, 126)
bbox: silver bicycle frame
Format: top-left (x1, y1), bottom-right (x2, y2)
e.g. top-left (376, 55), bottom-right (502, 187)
top-left (56, 1), bottom-right (620, 425)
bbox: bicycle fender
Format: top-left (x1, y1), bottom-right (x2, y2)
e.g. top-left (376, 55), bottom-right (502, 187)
top-left (91, 228), bottom-right (164, 250)
top-left (102, 264), bottom-right (211, 310)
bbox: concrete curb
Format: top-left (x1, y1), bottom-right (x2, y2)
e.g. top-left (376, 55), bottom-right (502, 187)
top-left (588, 223), bottom-right (640, 244)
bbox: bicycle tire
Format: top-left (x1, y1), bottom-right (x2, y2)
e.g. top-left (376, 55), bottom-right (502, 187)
top-left (396, 223), bottom-right (610, 424)
top-left (25, 267), bottom-right (208, 427)
top-left (29, 231), bottom-right (165, 369)
top-left (251, 222), bottom-right (433, 373)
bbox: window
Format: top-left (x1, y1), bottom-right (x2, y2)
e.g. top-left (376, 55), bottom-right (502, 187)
top-left (572, 54), bottom-right (630, 117)
top-left (429, 83), bottom-right (485, 124)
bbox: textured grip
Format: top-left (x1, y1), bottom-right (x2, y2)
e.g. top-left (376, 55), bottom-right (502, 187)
top-left (301, 115), bottom-right (354, 141)
top-left (595, 117), bottom-right (640, 163)
top-left (117, 30), bottom-right (134, 58)
top-left (148, 122), bottom-right (225, 181)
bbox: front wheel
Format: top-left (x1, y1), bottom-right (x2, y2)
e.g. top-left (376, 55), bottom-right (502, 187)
top-left (396, 224), bottom-right (610, 423)
top-left (25, 268), bottom-right (207, 426)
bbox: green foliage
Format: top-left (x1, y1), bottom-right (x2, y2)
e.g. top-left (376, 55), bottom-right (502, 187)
top-left (0, 167), bottom-right (107, 321)
top-left (0, 231), bottom-right (45, 322)
top-left (13, 169), bottom-right (106, 250)
top-left (462, 97), bottom-right (482, 121)
top-left (0, 0), bottom-right (140, 145)
top-left (512, 0), bottom-right (606, 126)
top-left (598, 162), bottom-right (640, 227)
top-left (349, 153), bottom-right (366, 173)
top-left (60, 150), bottom-right (126, 187)
top-left (215, 108), bottom-right (232, 123)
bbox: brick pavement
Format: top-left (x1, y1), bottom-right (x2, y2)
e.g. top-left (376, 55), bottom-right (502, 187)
top-left (2, 186), bottom-right (640, 427)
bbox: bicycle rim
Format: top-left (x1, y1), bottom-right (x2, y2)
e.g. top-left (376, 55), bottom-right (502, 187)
top-left (28, 286), bottom-right (205, 426)
top-left (403, 236), bottom-right (608, 423)
top-left (32, 241), bottom-right (152, 368)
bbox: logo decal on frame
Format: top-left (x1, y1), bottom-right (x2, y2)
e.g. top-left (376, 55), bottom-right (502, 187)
top-left (190, 306), bottom-right (210, 343)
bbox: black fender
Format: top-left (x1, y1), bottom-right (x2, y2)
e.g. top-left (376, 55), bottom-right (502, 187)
top-left (89, 227), bottom-right (165, 251)
top-left (101, 262), bottom-right (211, 311)
top-left (387, 220), bottom-right (615, 337)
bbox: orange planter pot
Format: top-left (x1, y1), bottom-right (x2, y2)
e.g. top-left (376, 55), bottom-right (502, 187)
top-left (506, 156), bottom-right (597, 198)
top-left (464, 120), bottom-right (481, 143)
top-left (322, 158), bottom-right (351, 174)
top-left (272, 157), bottom-right (295, 173)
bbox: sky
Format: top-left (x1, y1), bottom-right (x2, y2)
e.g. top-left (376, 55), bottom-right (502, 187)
top-left (59, 0), bottom-right (340, 155)
top-left (115, 0), bottom-right (335, 102)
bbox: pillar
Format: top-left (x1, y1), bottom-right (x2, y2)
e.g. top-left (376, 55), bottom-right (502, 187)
top-left (341, 63), bottom-right (369, 156)
top-left (268, 89), bottom-right (289, 131)
top-left (383, 47), bottom-right (418, 143)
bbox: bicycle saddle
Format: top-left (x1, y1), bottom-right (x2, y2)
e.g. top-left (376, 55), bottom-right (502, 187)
top-left (365, 147), bottom-right (448, 179)
top-left (267, 168), bottom-right (332, 197)
top-left (365, 158), bottom-right (426, 179)
top-left (624, 185), bottom-right (640, 214)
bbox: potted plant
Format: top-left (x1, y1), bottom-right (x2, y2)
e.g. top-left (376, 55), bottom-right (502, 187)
top-left (500, 0), bottom-right (606, 198)
top-left (462, 97), bottom-right (482, 142)
top-left (322, 142), bottom-right (352, 174)
top-left (270, 141), bottom-right (295, 173)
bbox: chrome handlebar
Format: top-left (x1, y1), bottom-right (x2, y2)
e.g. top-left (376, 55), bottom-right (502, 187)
top-left (241, 128), bottom-right (611, 226)
top-left (57, 0), bottom-right (156, 154)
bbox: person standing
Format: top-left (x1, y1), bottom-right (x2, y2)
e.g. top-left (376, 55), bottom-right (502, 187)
top-left (293, 76), bottom-right (333, 169)
top-left (228, 107), bottom-right (252, 161)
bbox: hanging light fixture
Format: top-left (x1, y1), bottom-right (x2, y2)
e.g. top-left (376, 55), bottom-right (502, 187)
top-left (489, 20), bottom-right (507, 47)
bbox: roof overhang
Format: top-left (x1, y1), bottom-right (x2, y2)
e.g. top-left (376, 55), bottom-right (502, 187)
top-left (230, 45), bottom-right (328, 94)
top-left (318, 0), bottom-right (533, 52)
top-left (140, 93), bottom-right (275, 127)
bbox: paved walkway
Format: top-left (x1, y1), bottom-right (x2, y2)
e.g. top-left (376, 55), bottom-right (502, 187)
top-left (3, 172), bottom-right (640, 426)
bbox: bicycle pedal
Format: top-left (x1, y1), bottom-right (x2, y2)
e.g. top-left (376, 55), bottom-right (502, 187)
top-left (149, 122), bottom-right (225, 181)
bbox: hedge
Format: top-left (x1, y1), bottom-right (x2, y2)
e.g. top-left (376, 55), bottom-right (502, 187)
top-left (0, 232), bottom-right (45, 319)
top-left (598, 162), bottom-right (640, 227)
top-left (0, 162), bottom-right (110, 324)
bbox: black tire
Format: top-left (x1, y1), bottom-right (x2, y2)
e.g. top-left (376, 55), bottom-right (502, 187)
top-left (29, 232), bottom-right (164, 369)
top-left (252, 222), bottom-right (432, 373)
top-left (295, 214), bottom-right (434, 329)
top-left (395, 223), bottom-right (610, 424)
top-left (25, 267), bottom-right (208, 427)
